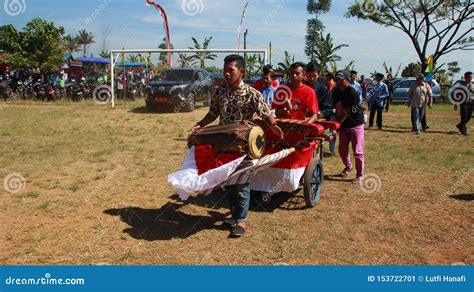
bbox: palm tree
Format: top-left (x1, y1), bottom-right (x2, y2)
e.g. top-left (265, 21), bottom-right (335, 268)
top-left (127, 54), bottom-right (139, 63)
top-left (76, 29), bottom-right (95, 57)
top-left (63, 34), bottom-right (80, 54)
top-left (245, 54), bottom-right (262, 78)
top-left (188, 37), bottom-right (217, 69)
top-left (158, 37), bottom-right (174, 65)
top-left (277, 51), bottom-right (295, 79)
top-left (178, 53), bottom-right (194, 68)
top-left (99, 50), bottom-right (110, 58)
top-left (313, 33), bottom-right (348, 74)
top-left (330, 60), bottom-right (356, 73)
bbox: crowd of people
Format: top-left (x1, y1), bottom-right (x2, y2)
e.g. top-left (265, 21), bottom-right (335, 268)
top-left (192, 54), bottom-right (472, 237)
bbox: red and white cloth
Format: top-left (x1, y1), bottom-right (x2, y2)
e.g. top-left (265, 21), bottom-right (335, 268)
top-left (168, 143), bottom-right (317, 200)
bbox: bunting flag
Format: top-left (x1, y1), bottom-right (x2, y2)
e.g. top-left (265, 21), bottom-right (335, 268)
top-left (425, 55), bottom-right (434, 82)
top-left (168, 143), bottom-right (315, 201)
top-left (145, 0), bottom-right (172, 66)
top-left (120, 52), bottom-right (125, 65)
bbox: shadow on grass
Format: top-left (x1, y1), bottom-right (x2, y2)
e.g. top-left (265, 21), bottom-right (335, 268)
top-left (324, 175), bottom-right (353, 183)
top-left (449, 194), bottom-right (474, 201)
top-left (104, 202), bottom-right (229, 241)
top-left (129, 106), bottom-right (175, 114)
top-left (368, 126), bottom-right (456, 135)
top-left (129, 104), bottom-right (208, 115)
top-left (168, 189), bottom-right (299, 214)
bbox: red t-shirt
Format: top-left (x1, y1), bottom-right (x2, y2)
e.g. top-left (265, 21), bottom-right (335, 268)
top-left (253, 79), bottom-right (279, 91)
top-left (272, 84), bottom-right (318, 120)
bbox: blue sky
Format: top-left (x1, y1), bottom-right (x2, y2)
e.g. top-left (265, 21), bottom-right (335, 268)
top-left (1, 0), bottom-right (472, 78)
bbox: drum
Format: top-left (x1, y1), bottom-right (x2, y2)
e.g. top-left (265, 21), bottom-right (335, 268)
top-left (188, 121), bottom-right (266, 159)
top-left (254, 118), bottom-right (325, 147)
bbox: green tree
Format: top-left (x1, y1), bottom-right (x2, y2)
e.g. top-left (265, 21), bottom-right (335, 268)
top-left (205, 66), bottom-right (223, 74)
top-left (245, 54), bottom-right (263, 78)
top-left (401, 62), bottom-right (422, 77)
top-left (277, 51), bottom-right (295, 79)
top-left (346, 0), bottom-right (473, 72)
top-left (0, 18), bottom-right (65, 72)
top-left (76, 29), bottom-right (95, 57)
top-left (305, 0), bottom-right (332, 59)
top-left (99, 50), bottom-right (110, 58)
top-left (383, 62), bottom-right (402, 78)
top-left (63, 34), bottom-right (79, 55)
top-left (158, 37), bottom-right (174, 65)
top-left (434, 69), bottom-right (450, 87)
top-left (312, 33), bottom-right (348, 74)
top-left (330, 60), bottom-right (356, 73)
top-left (188, 36), bottom-right (217, 69)
top-left (447, 61), bottom-right (461, 82)
top-left (178, 53), bottom-right (194, 68)
top-left (127, 54), bottom-right (139, 63)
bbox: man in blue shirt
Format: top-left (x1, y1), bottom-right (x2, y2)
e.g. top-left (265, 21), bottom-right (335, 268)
top-left (349, 70), bottom-right (363, 104)
top-left (367, 73), bottom-right (389, 130)
top-left (258, 71), bottom-right (276, 105)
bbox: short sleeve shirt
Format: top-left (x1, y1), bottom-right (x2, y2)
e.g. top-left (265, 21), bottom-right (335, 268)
top-left (332, 85), bottom-right (365, 128)
top-left (209, 82), bottom-right (271, 125)
top-left (408, 83), bottom-right (432, 107)
top-left (272, 84), bottom-right (318, 120)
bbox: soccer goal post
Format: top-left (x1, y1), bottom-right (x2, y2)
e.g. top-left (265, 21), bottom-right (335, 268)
top-left (109, 48), bottom-right (268, 108)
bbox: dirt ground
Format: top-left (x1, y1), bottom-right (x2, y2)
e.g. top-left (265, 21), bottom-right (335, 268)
top-left (0, 101), bottom-right (472, 265)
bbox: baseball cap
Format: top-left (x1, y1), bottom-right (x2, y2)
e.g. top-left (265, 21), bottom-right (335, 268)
top-left (416, 73), bottom-right (425, 79)
top-left (335, 70), bottom-right (350, 81)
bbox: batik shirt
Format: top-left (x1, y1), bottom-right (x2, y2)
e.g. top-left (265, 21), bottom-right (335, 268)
top-left (210, 81), bottom-right (272, 125)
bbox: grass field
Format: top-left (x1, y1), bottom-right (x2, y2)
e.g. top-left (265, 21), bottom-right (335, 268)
top-left (0, 99), bottom-right (472, 265)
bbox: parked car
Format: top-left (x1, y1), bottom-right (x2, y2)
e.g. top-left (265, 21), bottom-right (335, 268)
top-left (391, 78), bottom-right (441, 104)
top-left (146, 68), bottom-right (214, 112)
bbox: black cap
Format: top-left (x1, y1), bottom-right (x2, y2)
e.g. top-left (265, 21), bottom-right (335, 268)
top-left (335, 70), bottom-right (350, 81)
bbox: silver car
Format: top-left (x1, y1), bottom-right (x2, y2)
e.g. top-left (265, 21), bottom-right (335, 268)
top-left (391, 78), bottom-right (441, 103)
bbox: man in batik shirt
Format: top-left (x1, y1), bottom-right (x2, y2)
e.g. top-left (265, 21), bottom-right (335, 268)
top-left (193, 54), bottom-right (283, 237)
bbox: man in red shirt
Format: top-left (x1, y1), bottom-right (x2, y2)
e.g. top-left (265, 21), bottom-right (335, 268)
top-left (272, 62), bottom-right (319, 123)
top-left (253, 64), bottom-right (279, 91)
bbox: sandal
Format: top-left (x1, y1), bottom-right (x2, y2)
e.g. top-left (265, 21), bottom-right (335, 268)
top-left (230, 223), bottom-right (248, 237)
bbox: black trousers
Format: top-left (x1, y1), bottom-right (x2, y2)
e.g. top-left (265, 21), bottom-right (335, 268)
top-left (459, 103), bottom-right (473, 131)
top-left (369, 105), bottom-right (383, 128)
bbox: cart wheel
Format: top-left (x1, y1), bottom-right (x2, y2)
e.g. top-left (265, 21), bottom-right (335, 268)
top-left (303, 157), bottom-right (323, 208)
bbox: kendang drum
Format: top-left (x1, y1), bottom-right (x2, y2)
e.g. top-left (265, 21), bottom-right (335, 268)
top-left (188, 121), bottom-right (266, 159)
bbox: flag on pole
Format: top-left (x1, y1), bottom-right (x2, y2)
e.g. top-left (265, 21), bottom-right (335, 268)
top-left (425, 55), bottom-right (434, 82)
top-left (120, 52), bottom-right (125, 65)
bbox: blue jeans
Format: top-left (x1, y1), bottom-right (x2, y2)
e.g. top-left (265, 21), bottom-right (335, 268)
top-left (411, 107), bottom-right (425, 132)
top-left (225, 183), bottom-right (250, 223)
top-left (328, 114), bottom-right (337, 154)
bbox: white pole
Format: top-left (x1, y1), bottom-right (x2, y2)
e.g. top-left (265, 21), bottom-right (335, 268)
top-left (110, 52), bottom-right (115, 108)
top-left (110, 49), bottom-right (266, 54)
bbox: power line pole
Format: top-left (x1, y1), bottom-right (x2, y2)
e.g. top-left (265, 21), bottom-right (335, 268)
top-left (244, 29), bottom-right (248, 78)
